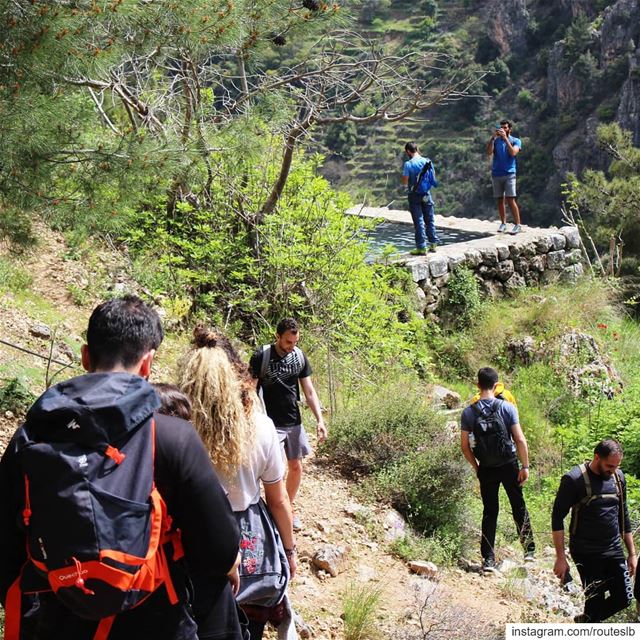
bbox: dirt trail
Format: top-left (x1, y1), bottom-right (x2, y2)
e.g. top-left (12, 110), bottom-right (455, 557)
top-left (287, 453), bottom-right (539, 639)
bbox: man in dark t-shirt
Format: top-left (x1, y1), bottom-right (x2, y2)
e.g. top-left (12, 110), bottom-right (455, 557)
top-left (552, 439), bottom-right (637, 623)
top-left (250, 318), bottom-right (326, 531)
top-left (460, 367), bottom-right (534, 573)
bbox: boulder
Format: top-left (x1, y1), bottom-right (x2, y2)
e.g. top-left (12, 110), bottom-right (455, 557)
top-left (560, 226), bottom-right (581, 249)
top-left (414, 287), bottom-right (427, 314)
top-left (479, 279), bottom-right (504, 298)
top-left (546, 250), bottom-right (566, 270)
top-left (507, 336), bottom-right (536, 365)
top-left (504, 272), bottom-right (526, 294)
top-left (29, 323), bottom-right (52, 340)
top-left (561, 263), bottom-right (584, 283)
top-left (464, 248), bottom-right (483, 267)
top-left (312, 545), bottom-right (348, 577)
top-left (428, 255), bottom-right (449, 278)
top-left (477, 264), bottom-right (498, 280)
top-left (433, 272), bottom-right (451, 288)
top-left (448, 253), bottom-right (467, 270)
top-left (495, 260), bottom-right (515, 282)
top-left (409, 261), bottom-right (430, 283)
top-left (513, 257), bottom-right (530, 275)
top-left (382, 509), bottom-right (406, 542)
top-left (479, 247), bottom-right (499, 266)
top-left (431, 385), bottom-right (462, 409)
top-left (529, 255), bottom-right (546, 272)
top-left (509, 239), bottom-right (537, 258)
top-left (495, 243), bottom-right (510, 261)
top-left (549, 233), bottom-right (567, 251)
top-left (564, 249), bottom-right (582, 266)
top-left (534, 236), bottom-right (554, 253)
top-left (541, 269), bottom-right (561, 285)
top-left (408, 561), bottom-right (439, 579)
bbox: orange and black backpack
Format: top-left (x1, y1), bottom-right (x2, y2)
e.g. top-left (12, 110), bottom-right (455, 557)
top-left (4, 407), bottom-right (183, 640)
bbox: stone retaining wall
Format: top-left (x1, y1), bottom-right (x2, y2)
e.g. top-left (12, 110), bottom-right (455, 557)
top-left (406, 226), bottom-right (584, 316)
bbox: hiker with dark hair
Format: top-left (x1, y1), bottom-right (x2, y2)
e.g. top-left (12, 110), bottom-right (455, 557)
top-left (180, 327), bottom-right (297, 640)
top-left (249, 318), bottom-right (326, 532)
top-left (460, 367), bottom-right (535, 573)
top-left (486, 119), bottom-right (522, 235)
top-left (552, 438), bottom-right (636, 623)
top-left (401, 141), bottom-right (441, 255)
top-left (152, 383), bottom-right (193, 421)
top-left (0, 296), bottom-right (243, 640)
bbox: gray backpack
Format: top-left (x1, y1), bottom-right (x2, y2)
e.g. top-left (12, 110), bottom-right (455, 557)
top-left (235, 499), bottom-right (289, 607)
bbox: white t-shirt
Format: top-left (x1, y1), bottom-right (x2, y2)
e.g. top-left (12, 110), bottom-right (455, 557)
top-left (220, 411), bottom-right (285, 512)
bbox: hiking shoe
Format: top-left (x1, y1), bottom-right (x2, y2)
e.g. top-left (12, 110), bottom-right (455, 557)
top-left (497, 222), bottom-right (507, 233)
top-left (292, 515), bottom-right (303, 532)
top-left (524, 550), bottom-right (535, 564)
top-left (482, 558), bottom-right (497, 574)
top-left (509, 224), bottom-right (522, 235)
top-left (428, 243), bottom-right (437, 253)
top-left (410, 248), bottom-right (427, 256)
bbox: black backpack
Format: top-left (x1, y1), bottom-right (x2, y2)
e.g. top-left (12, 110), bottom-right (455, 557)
top-left (5, 377), bottom-right (182, 640)
top-left (470, 399), bottom-right (516, 467)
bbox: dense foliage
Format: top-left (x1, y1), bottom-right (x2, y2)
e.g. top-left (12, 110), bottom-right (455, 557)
top-left (565, 123), bottom-right (640, 278)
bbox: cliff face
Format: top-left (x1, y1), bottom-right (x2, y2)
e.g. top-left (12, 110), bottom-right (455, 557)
top-left (321, 0), bottom-right (640, 224)
top-left (618, 49), bottom-right (640, 144)
top-left (485, 0), bottom-right (529, 55)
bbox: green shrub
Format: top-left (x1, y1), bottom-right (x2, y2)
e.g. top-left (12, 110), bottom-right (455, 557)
top-left (322, 386), bottom-right (440, 476)
top-left (439, 266), bottom-right (481, 330)
top-left (0, 258), bottom-right (33, 294)
top-left (375, 448), bottom-right (468, 537)
top-left (323, 384), bottom-right (469, 539)
top-left (0, 377), bottom-right (36, 413)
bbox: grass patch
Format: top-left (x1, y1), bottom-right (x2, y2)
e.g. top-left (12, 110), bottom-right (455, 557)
top-left (342, 582), bottom-right (382, 640)
top-left (0, 257), bottom-right (33, 294)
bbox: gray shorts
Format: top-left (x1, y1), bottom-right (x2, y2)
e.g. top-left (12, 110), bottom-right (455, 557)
top-left (276, 424), bottom-right (312, 460)
top-left (492, 174), bottom-right (517, 198)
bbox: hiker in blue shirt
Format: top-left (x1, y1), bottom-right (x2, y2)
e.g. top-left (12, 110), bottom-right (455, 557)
top-left (401, 141), bottom-right (440, 256)
top-left (486, 120), bottom-right (522, 235)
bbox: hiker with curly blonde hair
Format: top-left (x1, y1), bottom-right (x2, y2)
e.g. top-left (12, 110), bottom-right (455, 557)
top-left (179, 327), bottom-right (297, 640)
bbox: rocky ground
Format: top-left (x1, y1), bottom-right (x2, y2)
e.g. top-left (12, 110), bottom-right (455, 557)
top-left (0, 229), bottom-right (585, 639)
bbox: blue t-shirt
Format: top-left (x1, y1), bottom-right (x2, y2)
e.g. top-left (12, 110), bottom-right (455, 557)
top-left (460, 398), bottom-right (519, 456)
top-left (491, 136), bottom-right (521, 176)
top-left (403, 155), bottom-right (435, 192)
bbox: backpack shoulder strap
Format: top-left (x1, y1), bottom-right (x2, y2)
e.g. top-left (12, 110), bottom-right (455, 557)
top-left (489, 398), bottom-right (503, 415)
top-left (293, 346), bottom-right (304, 367)
top-left (259, 344), bottom-right (271, 380)
top-left (410, 159), bottom-right (432, 193)
top-left (579, 462), bottom-right (591, 499)
top-left (570, 463), bottom-right (593, 535)
top-left (614, 469), bottom-right (625, 537)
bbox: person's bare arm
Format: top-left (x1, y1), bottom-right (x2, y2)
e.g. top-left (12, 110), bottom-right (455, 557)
top-left (299, 376), bottom-right (327, 443)
top-left (552, 529), bottom-right (570, 581)
top-left (264, 480), bottom-right (297, 578)
top-left (401, 175), bottom-right (409, 186)
top-left (510, 423), bottom-right (530, 485)
top-left (460, 431), bottom-right (478, 473)
top-left (624, 532), bottom-right (637, 576)
top-left (486, 135), bottom-right (496, 156)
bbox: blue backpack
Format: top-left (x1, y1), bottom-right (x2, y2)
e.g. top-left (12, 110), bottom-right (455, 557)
top-left (411, 158), bottom-right (438, 195)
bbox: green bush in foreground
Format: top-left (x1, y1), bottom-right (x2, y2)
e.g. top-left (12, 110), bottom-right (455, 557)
top-left (322, 385), bottom-right (469, 542)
